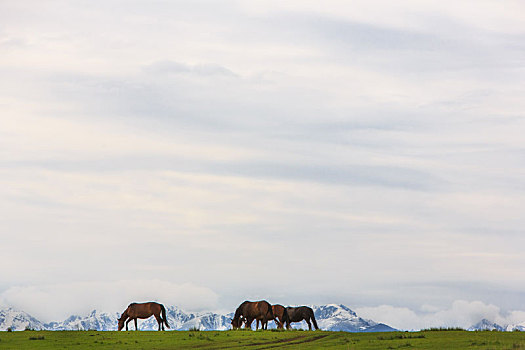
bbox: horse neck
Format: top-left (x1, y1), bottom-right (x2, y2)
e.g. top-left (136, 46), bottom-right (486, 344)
top-left (233, 306), bottom-right (244, 321)
top-left (125, 304), bottom-right (138, 316)
top-left (234, 308), bottom-right (241, 319)
top-left (120, 309), bottom-right (129, 319)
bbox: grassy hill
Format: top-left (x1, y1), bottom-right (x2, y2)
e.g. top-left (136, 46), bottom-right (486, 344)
top-left (0, 329), bottom-right (524, 349)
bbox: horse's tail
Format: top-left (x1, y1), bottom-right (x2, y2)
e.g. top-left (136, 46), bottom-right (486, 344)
top-left (161, 304), bottom-right (170, 329)
top-left (309, 308), bottom-right (319, 330)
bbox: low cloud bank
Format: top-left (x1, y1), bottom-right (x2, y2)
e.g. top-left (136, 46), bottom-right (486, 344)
top-left (0, 280), bottom-right (218, 323)
top-left (356, 300), bottom-right (525, 330)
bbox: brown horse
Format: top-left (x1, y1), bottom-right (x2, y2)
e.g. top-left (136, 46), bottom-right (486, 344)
top-left (231, 300), bottom-right (274, 330)
top-left (271, 304), bottom-right (290, 329)
top-left (117, 302), bottom-right (170, 331)
top-left (245, 304), bottom-right (289, 329)
top-left (285, 306), bottom-right (319, 330)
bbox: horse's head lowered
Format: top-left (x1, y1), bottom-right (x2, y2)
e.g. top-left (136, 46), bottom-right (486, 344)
top-left (230, 316), bottom-right (241, 329)
top-left (117, 313), bottom-right (126, 331)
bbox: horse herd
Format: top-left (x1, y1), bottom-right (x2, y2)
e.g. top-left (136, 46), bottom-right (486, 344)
top-left (231, 300), bottom-right (319, 331)
top-left (117, 300), bottom-right (319, 331)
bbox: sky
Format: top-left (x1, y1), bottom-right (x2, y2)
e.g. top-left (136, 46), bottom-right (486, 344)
top-left (1, 0), bottom-right (525, 330)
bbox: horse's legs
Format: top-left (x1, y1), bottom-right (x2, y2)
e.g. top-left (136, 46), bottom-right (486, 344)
top-left (306, 318), bottom-right (312, 331)
top-left (154, 313), bottom-right (163, 331)
top-left (126, 318), bottom-right (132, 331)
top-left (134, 318), bottom-right (138, 331)
top-left (277, 318), bottom-right (283, 329)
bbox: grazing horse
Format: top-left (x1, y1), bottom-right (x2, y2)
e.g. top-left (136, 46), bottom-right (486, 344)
top-left (231, 300), bottom-right (274, 330)
top-left (271, 304), bottom-right (290, 329)
top-left (118, 302), bottom-right (170, 331)
top-left (285, 306), bottom-right (319, 330)
top-left (245, 304), bottom-right (289, 329)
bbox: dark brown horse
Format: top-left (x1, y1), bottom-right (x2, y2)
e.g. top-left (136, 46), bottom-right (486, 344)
top-left (285, 306), bottom-right (319, 330)
top-left (231, 300), bottom-right (274, 330)
top-left (245, 304), bottom-right (289, 329)
top-left (117, 302), bottom-right (170, 331)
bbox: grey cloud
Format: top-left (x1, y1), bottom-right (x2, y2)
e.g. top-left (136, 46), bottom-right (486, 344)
top-left (255, 12), bottom-right (525, 75)
top-left (0, 36), bottom-right (27, 49)
top-left (28, 71), bottom-right (338, 135)
top-left (143, 61), bottom-right (238, 77)
top-left (3, 155), bottom-right (441, 191)
top-left (222, 160), bottom-right (439, 191)
top-left (38, 68), bottom-right (432, 136)
top-left (286, 14), bottom-right (444, 51)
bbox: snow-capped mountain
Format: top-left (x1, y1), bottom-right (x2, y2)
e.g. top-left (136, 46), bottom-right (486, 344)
top-left (298, 304), bottom-right (396, 332)
top-left (468, 319), bottom-right (525, 332)
top-left (44, 310), bottom-right (119, 331)
top-left (0, 308), bottom-right (44, 331)
top-left (505, 323), bottom-right (525, 332)
top-left (0, 304), bottom-right (395, 332)
top-left (133, 307), bottom-right (232, 331)
top-left (468, 319), bottom-right (505, 331)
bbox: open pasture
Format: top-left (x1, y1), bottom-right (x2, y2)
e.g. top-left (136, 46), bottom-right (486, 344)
top-left (1, 329), bottom-right (525, 349)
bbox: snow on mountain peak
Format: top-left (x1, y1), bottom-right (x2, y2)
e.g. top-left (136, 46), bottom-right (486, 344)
top-left (0, 307), bottom-right (44, 331)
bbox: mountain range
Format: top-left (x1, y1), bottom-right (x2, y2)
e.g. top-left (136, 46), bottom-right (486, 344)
top-left (3, 305), bottom-right (524, 332)
top-left (0, 304), bottom-right (395, 332)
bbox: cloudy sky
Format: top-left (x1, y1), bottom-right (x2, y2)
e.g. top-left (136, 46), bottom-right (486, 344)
top-left (1, 0), bottom-right (525, 330)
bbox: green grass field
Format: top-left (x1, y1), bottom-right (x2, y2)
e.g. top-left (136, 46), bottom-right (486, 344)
top-left (1, 329), bottom-right (524, 349)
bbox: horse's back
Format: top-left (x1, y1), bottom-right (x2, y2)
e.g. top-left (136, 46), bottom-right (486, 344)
top-left (272, 304), bottom-right (284, 315)
top-left (127, 302), bottom-right (162, 318)
top-left (286, 306), bottom-right (305, 322)
top-left (287, 306), bottom-right (316, 322)
top-left (256, 300), bottom-right (272, 315)
top-left (240, 300), bottom-right (272, 318)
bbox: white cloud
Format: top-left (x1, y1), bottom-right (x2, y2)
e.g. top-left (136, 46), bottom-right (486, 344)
top-left (503, 311), bottom-right (525, 326)
top-left (356, 305), bottom-right (420, 330)
top-left (356, 300), bottom-right (525, 330)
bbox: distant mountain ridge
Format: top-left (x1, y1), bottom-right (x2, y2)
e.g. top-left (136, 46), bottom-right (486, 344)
top-left (0, 308), bottom-right (44, 331)
top-left (0, 304), bottom-right (396, 332)
top-left (468, 318), bottom-right (525, 332)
